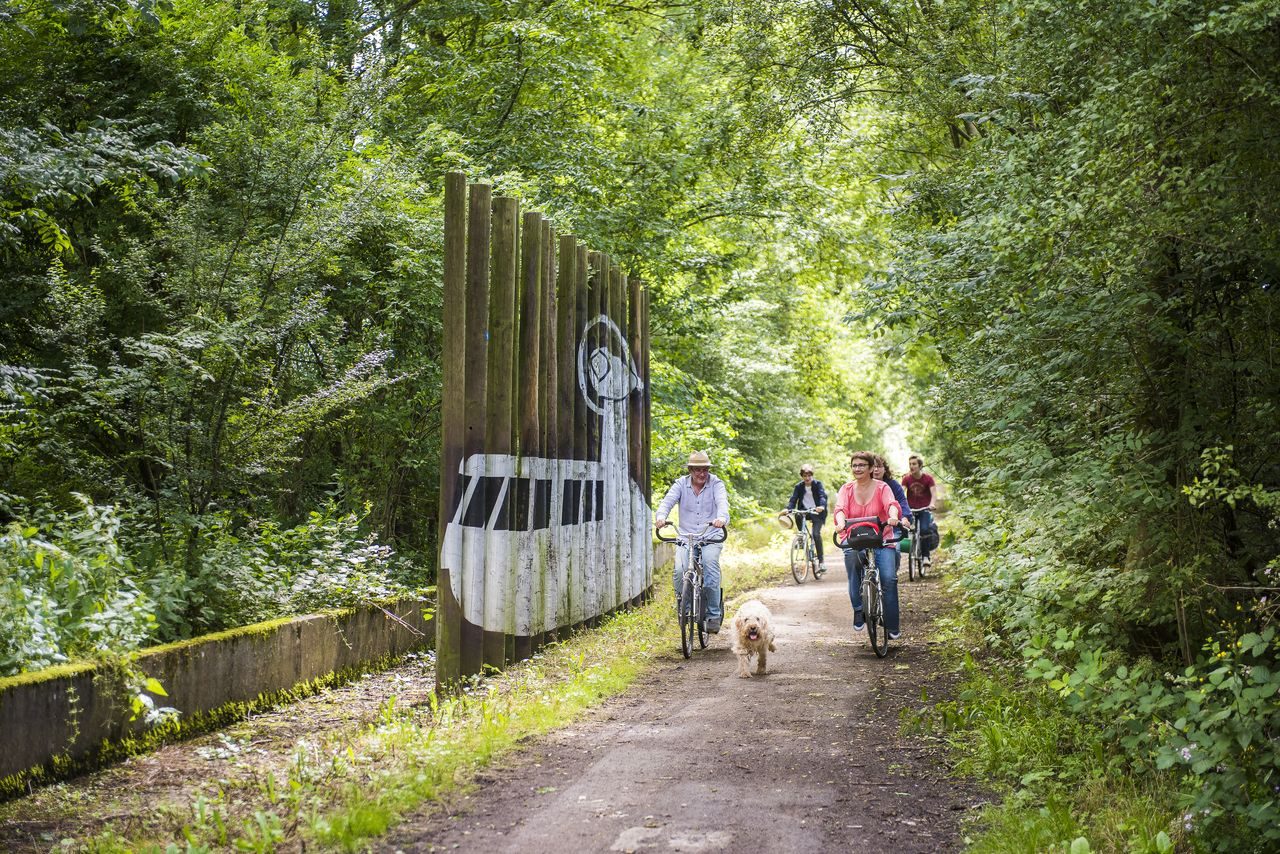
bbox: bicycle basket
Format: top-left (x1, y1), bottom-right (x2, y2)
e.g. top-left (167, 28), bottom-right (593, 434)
top-left (842, 524), bottom-right (882, 550)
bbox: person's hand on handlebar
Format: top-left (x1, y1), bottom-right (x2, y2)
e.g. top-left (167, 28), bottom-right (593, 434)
top-left (655, 518), bottom-right (670, 533)
top-left (711, 518), bottom-right (726, 529)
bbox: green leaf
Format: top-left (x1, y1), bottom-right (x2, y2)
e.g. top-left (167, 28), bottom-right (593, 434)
top-left (1070, 837), bottom-right (1091, 854)
top-left (144, 677), bottom-right (168, 697)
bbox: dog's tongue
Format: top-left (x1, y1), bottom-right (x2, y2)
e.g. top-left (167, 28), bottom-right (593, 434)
top-left (748, 629), bottom-right (759, 639)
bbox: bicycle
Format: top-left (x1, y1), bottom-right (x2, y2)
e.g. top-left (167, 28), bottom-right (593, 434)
top-left (784, 508), bottom-right (824, 584)
top-left (656, 523), bottom-right (729, 659)
top-left (905, 508), bottom-right (936, 581)
top-left (834, 516), bottom-right (902, 658)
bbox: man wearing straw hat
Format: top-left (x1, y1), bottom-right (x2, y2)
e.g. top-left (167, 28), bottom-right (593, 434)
top-left (654, 450), bottom-right (730, 633)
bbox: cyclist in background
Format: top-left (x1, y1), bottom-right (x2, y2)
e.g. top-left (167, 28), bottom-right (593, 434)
top-left (902, 454), bottom-right (938, 569)
top-left (779, 464), bottom-right (828, 567)
top-left (834, 451), bottom-right (902, 637)
top-left (655, 450), bottom-right (729, 633)
top-left (872, 455), bottom-right (914, 538)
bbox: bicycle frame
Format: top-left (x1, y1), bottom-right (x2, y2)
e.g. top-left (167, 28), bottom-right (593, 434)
top-left (834, 516), bottom-right (901, 657)
top-left (656, 523), bottom-right (728, 658)
top-left (786, 508), bottom-right (822, 584)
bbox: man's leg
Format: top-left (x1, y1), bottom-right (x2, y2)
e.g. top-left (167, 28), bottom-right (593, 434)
top-left (811, 519), bottom-right (824, 563)
top-left (672, 544), bottom-right (690, 612)
top-left (919, 510), bottom-right (935, 561)
top-left (700, 541), bottom-right (724, 626)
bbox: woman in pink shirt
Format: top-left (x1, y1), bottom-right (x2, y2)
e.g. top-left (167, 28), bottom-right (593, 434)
top-left (833, 450), bottom-right (903, 637)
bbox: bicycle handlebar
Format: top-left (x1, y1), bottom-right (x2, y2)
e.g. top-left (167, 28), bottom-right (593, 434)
top-left (655, 522), bottom-right (728, 546)
top-left (783, 508), bottom-right (822, 516)
top-left (831, 516), bottom-right (903, 548)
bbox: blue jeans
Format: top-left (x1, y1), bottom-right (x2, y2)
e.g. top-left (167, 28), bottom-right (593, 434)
top-left (672, 542), bottom-right (723, 621)
top-left (802, 517), bottom-right (825, 562)
top-left (914, 509), bottom-right (936, 559)
top-left (844, 545), bottom-right (900, 634)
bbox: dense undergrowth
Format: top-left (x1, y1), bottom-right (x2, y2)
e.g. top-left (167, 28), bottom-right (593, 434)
top-left (0, 497), bottom-right (417, 676)
top-left (920, 494), bottom-right (1280, 854)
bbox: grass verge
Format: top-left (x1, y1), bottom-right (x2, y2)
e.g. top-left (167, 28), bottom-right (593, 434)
top-left (910, 605), bottom-right (1185, 854)
top-left (56, 541), bottom-right (790, 853)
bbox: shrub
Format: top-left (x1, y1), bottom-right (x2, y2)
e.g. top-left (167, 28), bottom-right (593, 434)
top-left (0, 495), bottom-right (157, 675)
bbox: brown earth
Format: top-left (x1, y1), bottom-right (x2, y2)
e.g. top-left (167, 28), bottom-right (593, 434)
top-left (382, 558), bottom-right (989, 853)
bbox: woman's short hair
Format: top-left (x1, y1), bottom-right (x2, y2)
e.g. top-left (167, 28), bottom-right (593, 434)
top-left (849, 450), bottom-right (876, 468)
top-left (800, 464), bottom-right (814, 475)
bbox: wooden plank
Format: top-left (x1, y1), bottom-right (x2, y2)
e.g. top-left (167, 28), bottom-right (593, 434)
top-left (435, 172), bottom-right (468, 691)
top-left (485, 195), bottom-right (519, 670)
top-left (459, 182), bottom-right (491, 679)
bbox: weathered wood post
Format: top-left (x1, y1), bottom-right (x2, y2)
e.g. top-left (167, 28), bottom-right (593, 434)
top-left (515, 210), bottom-right (542, 663)
top-left (484, 195), bottom-right (518, 670)
top-left (627, 275), bottom-right (646, 606)
top-left (459, 181), bottom-right (492, 678)
top-left (554, 237), bottom-right (578, 636)
top-left (570, 243), bottom-right (588, 632)
top-left (535, 218), bottom-right (556, 653)
top-left (436, 172), bottom-right (468, 689)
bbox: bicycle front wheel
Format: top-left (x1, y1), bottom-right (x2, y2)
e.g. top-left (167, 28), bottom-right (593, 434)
top-left (870, 580), bottom-right (888, 658)
top-left (790, 535), bottom-right (807, 584)
top-left (679, 579), bottom-right (694, 659)
top-left (807, 537), bottom-right (821, 581)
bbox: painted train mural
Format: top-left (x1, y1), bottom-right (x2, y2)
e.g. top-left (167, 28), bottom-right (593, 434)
top-left (435, 176), bottom-right (653, 686)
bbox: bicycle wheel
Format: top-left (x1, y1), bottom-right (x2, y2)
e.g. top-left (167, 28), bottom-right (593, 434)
top-left (679, 578), bottom-right (694, 659)
top-left (870, 578), bottom-right (888, 658)
top-left (916, 532), bottom-right (927, 579)
top-left (907, 540), bottom-right (918, 582)
top-left (790, 534), bottom-right (807, 584)
top-left (807, 537), bottom-right (821, 581)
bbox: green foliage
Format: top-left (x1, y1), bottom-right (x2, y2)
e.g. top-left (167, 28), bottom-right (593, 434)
top-left (0, 495), bottom-right (156, 675)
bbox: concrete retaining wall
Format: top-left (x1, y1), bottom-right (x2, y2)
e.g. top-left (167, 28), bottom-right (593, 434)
top-left (1, 544), bottom-right (675, 791)
top-left (0, 598), bottom-right (433, 786)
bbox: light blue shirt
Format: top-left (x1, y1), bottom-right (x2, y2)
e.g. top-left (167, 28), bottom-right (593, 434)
top-left (655, 474), bottom-right (730, 536)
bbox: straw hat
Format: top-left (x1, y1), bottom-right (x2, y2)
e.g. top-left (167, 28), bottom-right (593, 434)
top-left (686, 450), bottom-right (713, 468)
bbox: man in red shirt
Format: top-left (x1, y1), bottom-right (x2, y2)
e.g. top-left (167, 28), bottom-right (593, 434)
top-left (901, 455), bottom-right (938, 568)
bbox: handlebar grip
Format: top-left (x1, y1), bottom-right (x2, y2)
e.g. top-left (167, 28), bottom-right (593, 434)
top-left (655, 525), bottom-right (678, 543)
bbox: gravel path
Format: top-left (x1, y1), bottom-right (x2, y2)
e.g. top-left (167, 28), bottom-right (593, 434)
top-left (383, 559), bottom-right (988, 853)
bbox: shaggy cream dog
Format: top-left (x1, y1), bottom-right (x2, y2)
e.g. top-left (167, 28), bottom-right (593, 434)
top-left (731, 599), bottom-right (775, 677)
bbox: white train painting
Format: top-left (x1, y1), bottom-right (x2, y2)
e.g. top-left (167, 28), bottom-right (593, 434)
top-left (440, 314), bottom-right (652, 637)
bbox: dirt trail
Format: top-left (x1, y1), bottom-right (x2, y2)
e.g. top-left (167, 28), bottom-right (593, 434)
top-left (384, 561), bottom-right (988, 853)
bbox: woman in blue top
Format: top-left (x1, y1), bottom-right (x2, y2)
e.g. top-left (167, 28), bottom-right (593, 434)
top-left (872, 456), bottom-right (913, 536)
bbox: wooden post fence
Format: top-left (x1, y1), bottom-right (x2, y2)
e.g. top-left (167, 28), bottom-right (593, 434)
top-left (436, 175), bottom-right (653, 689)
